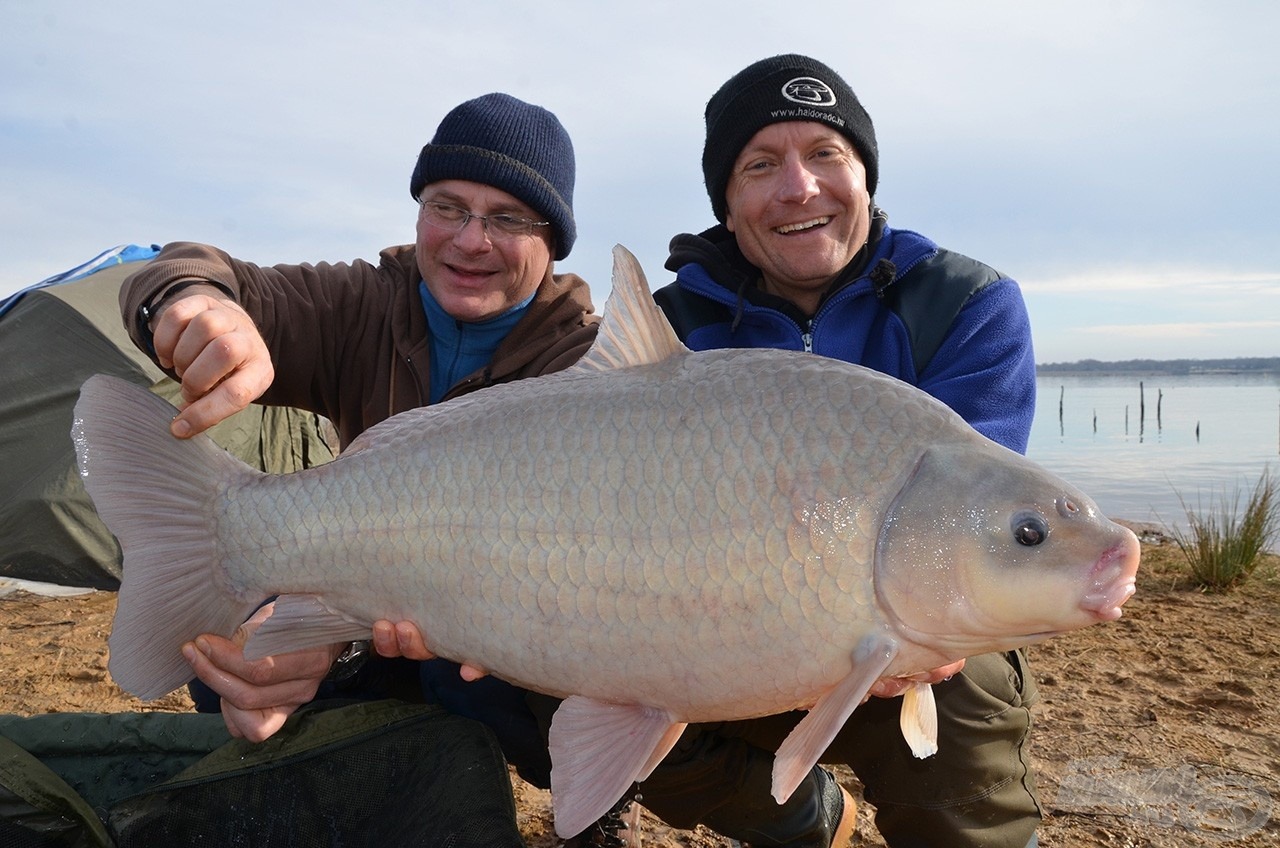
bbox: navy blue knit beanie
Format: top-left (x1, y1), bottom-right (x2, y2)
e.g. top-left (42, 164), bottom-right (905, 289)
top-left (411, 93), bottom-right (577, 259)
top-left (702, 54), bottom-right (878, 223)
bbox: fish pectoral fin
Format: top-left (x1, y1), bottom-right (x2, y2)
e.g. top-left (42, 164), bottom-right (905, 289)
top-left (771, 633), bottom-right (898, 803)
top-left (547, 695), bottom-right (684, 839)
top-left (899, 680), bottom-right (939, 759)
top-left (244, 594), bottom-right (371, 660)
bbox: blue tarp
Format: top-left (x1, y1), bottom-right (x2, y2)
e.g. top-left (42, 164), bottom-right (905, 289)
top-left (0, 244), bottom-right (160, 320)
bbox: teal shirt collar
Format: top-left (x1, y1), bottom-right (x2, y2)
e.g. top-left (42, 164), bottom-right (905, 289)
top-left (419, 280), bottom-right (534, 404)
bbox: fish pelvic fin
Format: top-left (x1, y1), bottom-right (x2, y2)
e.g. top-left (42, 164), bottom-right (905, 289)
top-left (772, 633), bottom-right (898, 803)
top-left (547, 695), bottom-right (685, 839)
top-left (570, 244), bottom-right (688, 373)
top-left (248, 594), bottom-right (372, 659)
top-left (899, 680), bottom-right (939, 758)
top-left (73, 374), bottom-right (263, 700)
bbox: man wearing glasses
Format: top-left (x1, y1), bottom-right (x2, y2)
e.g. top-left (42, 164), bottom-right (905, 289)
top-left (118, 93), bottom-right (598, 774)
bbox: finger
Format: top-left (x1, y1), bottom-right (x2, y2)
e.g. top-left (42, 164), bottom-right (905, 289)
top-left (148, 297), bottom-right (203, 371)
top-left (183, 637), bottom-right (250, 696)
top-left (866, 677), bottom-right (913, 700)
top-left (906, 659), bottom-right (965, 684)
top-left (161, 295), bottom-right (249, 371)
top-left (221, 710), bottom-right (245, 740)
top-left (151, 293), bottom-right (239, 372)
top-left (171, 361), bottom-right (274, 438)
top-left (865, 658), bottom-right (968, 700)
top-left (174, 322), bottom-right (269, 400)
top-left (222, 700), bottom-right (294, 742)
top-left (184, 639), bottom-right (307, 714)
top-left (393, 621), bottom-right (437, 661)
top-left (459, 664), bottom-right (489, 682)
top-left (372, 620), bottom-right (401, 658)
top-left (237, 642), bottom-right (336, 691)
top-left (186, 637), bottom-right (329, 710)
top-left (198, 631), bottom-right (264, 670)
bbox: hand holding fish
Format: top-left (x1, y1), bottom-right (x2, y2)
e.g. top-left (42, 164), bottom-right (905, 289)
top-left (146, 285), bottom-right (274, 439)
top-left (185, 611), bottom-right (487, 743)
top-left (865, 660), bottom-right (967, 700)
top-left (182, 602), bottom-right (340, 742)
top-left (371, 619), bottom-right (488, 681)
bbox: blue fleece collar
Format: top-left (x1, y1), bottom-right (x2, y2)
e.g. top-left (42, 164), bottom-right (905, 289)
top-left (419, 280), bottom-right (534, 404)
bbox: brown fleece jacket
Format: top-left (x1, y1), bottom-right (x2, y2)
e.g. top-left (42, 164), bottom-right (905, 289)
top-left (121, 241), bottom-right (599, 448)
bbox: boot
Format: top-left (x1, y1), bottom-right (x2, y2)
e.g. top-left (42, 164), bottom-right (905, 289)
top-left (730, 767), bottom-right (857, 848)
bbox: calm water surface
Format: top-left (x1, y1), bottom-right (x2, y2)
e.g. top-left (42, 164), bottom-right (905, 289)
top-left (1026, 372), bottom-right (1280, 532)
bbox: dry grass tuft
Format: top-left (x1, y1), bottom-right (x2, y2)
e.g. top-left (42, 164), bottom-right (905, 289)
top-left (1170, 470), bottom-right (1278, 592)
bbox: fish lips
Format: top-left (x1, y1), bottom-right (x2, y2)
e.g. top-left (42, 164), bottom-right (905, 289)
top-left (1078, 535), bottom-right (1140, 621)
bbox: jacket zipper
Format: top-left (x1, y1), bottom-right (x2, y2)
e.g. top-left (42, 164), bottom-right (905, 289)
top-left (402, 353), bottom-right (427, 407)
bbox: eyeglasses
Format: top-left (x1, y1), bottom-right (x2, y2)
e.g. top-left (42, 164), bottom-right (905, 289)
top-left (417, 199), bottom-right (550, 240)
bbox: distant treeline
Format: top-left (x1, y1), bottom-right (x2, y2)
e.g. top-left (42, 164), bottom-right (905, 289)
top-left (1037, 357), bottom-right (1280, 375)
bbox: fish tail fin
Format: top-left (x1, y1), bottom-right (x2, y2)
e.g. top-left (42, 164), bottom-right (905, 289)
top-left (73, 374), bottom-right (263, 699)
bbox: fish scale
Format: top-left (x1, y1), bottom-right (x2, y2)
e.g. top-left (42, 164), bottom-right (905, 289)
top-left (74, 245), bottom-right (1140, 838)
top-left (225, 352), bottom-right (903, 711)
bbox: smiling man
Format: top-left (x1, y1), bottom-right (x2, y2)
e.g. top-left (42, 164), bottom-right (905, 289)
top-left (644, 55), bottom-right (1042, 848)
top-left (118, 92), bottom-right (597, 752)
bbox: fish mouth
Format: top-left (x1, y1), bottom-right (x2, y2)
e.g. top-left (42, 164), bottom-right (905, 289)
top-left (1079, 538), bottom-right (1140, 621)
top-left (775, 216), bottom-right (830, 235)
top-left (1080, 578), bottom-right (1137, 621)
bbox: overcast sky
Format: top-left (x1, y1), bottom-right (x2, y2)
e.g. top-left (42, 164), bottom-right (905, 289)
top-left (3, 1), bottom-right (1277, 364)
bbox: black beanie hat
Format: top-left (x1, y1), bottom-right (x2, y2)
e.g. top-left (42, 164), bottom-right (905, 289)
top-left (702, 54), bottom-right (878, 223)
top-left (410, 93), bottom-right (577, 259)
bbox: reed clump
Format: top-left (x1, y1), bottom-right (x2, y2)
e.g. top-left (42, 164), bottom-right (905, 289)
top-left (1171, 470), bottom-right (1278, 592)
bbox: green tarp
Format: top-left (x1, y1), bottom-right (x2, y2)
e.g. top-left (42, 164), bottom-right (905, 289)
top-left (0, 257), bottom-right (336, 589)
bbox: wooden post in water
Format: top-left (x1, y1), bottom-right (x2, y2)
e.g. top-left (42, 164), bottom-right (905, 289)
top-left (1139, 381), bottom-right (1145, 441)
top-left (1157, 389), bottom-right (1163, 432)
top-left (1059, 385), bottom-right (1065, 437)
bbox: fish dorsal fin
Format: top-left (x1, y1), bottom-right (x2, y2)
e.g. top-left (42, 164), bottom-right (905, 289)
top-left (571, 244), bottom-right (688, 373)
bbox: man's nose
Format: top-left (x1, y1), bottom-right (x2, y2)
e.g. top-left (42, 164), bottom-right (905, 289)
top-left (777, 158), bottom-right (821, 201)
top-left (453, 213), bottom-right (493, 249)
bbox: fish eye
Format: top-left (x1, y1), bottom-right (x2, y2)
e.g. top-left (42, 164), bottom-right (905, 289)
top-left (1011, 510), bottom-right (1050, 547)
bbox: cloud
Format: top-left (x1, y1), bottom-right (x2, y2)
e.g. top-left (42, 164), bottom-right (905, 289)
top-left (1073, 320), bottom-right (1280, 339)
top-left (1023, 269), bottom-right (1280, 296)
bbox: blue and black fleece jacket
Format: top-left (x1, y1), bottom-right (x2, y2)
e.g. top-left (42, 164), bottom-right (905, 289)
top-left (653, 216), bottom-right (1037, 454)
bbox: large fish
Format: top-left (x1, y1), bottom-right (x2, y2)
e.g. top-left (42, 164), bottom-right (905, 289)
top-left (73, 246), bottom-right (1139, 838)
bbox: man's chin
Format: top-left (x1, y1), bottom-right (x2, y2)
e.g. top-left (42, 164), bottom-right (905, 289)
top-left (436, 290), bottom-right (505, 323)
